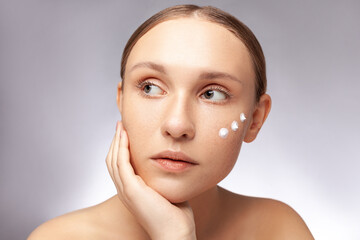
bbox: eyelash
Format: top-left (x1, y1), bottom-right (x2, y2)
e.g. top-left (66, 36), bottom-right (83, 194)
top-left (201, 85), bottom-right (232, 103)
top-left (135, 79), bottom-right (162, 98)
top-left (135, 79), bottom-right (232, 103)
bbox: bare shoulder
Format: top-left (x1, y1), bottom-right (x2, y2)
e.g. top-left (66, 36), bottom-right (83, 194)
top-left (28, 207), bottom-right (96, 240)
top-left (219, 187), bottom-right (314, 240)
top-left (248, 196), bottom-right (314, 239)
top-left (27, 199), bottom-right (113, 240)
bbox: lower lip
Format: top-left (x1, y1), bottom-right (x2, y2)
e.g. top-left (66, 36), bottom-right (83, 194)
top-left (152, 158), bottom-right (195, 172)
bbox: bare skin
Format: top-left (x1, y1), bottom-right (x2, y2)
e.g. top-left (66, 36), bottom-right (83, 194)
top-left (28, 187), bottom-right (313, 239)
top-left (28, 17), bottom-right (314, 239)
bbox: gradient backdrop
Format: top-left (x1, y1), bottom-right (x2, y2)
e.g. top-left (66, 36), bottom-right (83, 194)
top-left (1, 0), bottom-right (359, 239)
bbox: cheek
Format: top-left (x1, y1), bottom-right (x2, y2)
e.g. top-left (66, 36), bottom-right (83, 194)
top-left (204, 112), bottom-right (246, 147)
top-left (209, 128), bottom-right (242, 169)
top-left (121, 96), bottom-right (159, 165)
top-left (122, 93), bottom-right (161, 137)
top-left (197, 113), bottom-right (245, 178)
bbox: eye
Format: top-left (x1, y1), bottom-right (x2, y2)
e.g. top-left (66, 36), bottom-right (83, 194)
top-left (137, 80), bottom-right (165, 96)
top-left (201, 87), bottom-right (229, 101)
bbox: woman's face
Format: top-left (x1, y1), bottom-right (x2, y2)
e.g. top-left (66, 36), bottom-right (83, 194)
top-left (118, 18), bottom-right (258, 203)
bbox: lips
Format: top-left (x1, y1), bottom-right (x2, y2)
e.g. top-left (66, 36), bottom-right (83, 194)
top-left (150, 150), bottom-right (198, 172)
top-left (150, 150), bottom-right (198, 164)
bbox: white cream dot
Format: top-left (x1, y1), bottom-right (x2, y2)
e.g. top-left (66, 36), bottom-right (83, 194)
top-left (219, 128), bottom-right (229, 139)
top-left (240, 113), bottom-right (246, 122)
top-left (231, 121), bottom-right (239, 131)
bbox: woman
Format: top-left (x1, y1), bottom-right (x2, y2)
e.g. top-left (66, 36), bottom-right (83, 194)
top-left (29, 4), bottom-right (314, 239)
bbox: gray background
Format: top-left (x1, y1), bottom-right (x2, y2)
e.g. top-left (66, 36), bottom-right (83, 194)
top-left (1, 0), bottom-right (359, 239)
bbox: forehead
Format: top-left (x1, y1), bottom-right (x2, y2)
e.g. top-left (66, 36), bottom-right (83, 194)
top-left (126, 18), bottom-right (254, 81)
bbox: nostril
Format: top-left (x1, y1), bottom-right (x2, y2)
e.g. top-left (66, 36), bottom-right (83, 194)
top-left (163, 122), bottom-right (195, 140)
top-left (161, 103), bottom-right (196, 139)
top-left (165, 130), bottom-right (189, 139)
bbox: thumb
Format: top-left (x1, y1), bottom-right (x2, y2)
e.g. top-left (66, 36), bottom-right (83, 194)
top-left (174, 201), bottom-right (194, 218)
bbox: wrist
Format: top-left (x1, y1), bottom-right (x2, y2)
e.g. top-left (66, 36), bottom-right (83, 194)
top-left (156, 234), bottom-right (196, 240)
top-left (153, 227), bottom-right (196, 240)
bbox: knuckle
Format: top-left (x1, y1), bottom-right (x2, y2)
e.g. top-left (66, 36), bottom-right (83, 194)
top-left (105, 155), bottom-right (111, 165)
top-left (116, 159), bottom-right (121, 169)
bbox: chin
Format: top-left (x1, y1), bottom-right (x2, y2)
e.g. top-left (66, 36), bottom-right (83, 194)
top-left (145, 177), bottom-right (199, 203)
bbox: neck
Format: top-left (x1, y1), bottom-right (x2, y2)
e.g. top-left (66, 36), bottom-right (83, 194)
top-left (188, 185), bottom-right (222, 238)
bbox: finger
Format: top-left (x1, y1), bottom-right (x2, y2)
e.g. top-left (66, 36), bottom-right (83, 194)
top-left (111, 121), bottom-right (121, 177)
top-left (105, 131), bottom-right (117, 182)
top-left (117, 128), bottom-right (137, 187)
top-left (112, 121), bottom-right (124, 193)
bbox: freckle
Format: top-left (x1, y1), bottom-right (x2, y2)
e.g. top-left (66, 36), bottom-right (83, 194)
top-left (231, 121), bottom-right (239, 131)
top-left (240, 113), bottom-right (246, 123)
top-left (219, 128), bottom-right (229, 139)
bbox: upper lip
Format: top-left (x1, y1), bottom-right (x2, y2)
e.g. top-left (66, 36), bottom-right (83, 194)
top-left (150, 150), bottom-right (198, 164)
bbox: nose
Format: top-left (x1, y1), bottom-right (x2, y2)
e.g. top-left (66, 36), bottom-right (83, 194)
top-left (161, 93), bottom-right (195, 140)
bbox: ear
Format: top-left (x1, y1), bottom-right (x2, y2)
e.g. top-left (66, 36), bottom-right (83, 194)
top-left (244, 94), bottom-right (272, 143)
top-left (116, 81), bottom-right (123, 115)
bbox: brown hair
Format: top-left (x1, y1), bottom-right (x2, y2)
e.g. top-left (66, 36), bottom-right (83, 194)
top-left (120, 4), bottom-right (266, 102)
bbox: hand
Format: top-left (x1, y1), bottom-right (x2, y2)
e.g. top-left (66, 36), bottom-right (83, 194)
top-left (106, 121), bottom-right (197, 240)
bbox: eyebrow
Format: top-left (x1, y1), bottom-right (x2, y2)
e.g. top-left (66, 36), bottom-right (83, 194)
top-left (129, 61), bottom-right (167, 75)
top-left (198, 71), bottom-right (242, 85)
top-left (129, 61), bottom-right (242, 84)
